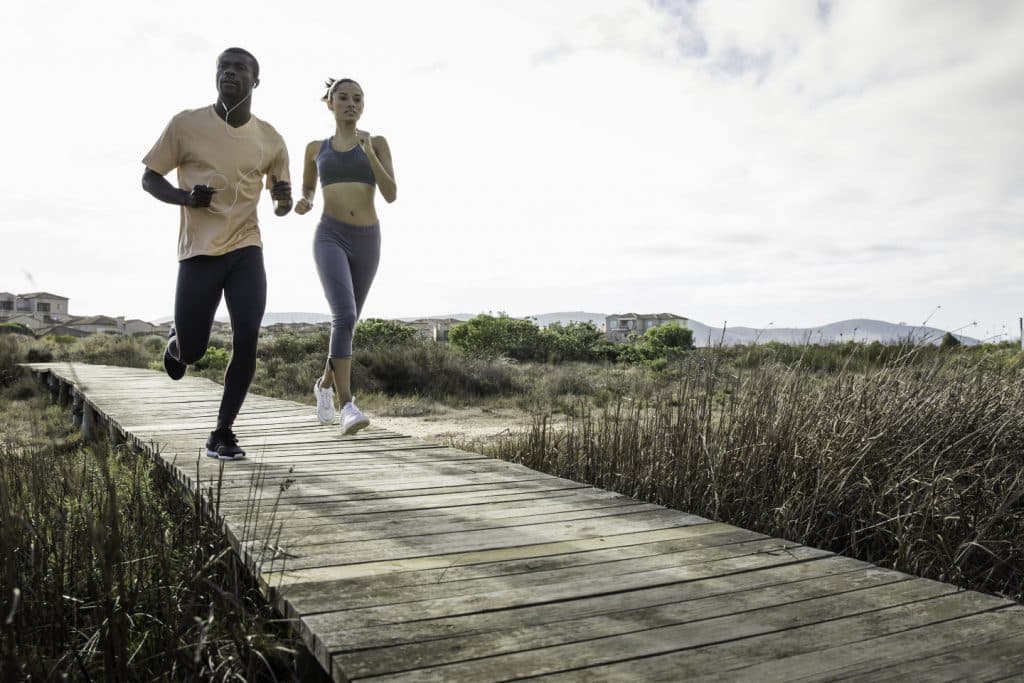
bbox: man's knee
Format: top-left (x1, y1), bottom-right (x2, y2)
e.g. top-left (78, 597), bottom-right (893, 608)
top-left (174, 332), bottom-right (209, 364)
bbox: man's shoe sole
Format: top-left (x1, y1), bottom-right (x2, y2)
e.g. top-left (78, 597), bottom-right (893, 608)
top-left (206, 448), bottom-right (246, 460)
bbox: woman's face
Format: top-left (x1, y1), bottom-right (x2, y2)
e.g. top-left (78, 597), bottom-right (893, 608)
top-left (329, 82), bottom-right (364, 123)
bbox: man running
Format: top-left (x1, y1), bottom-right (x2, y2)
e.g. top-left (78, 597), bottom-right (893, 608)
top-left (141, 47), bottom-right (292, 460)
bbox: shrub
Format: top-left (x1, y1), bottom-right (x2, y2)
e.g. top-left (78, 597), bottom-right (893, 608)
top-left (354, 318), bottom-right (417, 349)
top-left (449, 314), bottom-right (547, 361)
top-left (0, 322), bottom-right (34, 336)
top-left (64, 335), bottom-right (154, 368)
top-left (257, 328), bottom-right (330, 363)
top-left (0, 336), bottom-right (25, 387)
top-left (540, 322), bottom-right (617, 362)
top-left (354, 343), bottom-right (520, 398)
top-left (616, 323), bottom-right (695, 365)
top-left (25, 347), bottom-right (54, 363)
top-left (193, 346), bottom-right (230, 372)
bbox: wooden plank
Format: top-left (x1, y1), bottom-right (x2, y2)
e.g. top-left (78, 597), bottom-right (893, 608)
top-left (241, 498), bottom-right (657, 544)
top-left (700, 605), bottom-right (1024, 682)
top-left (827, 619), bottom-right (1024, 682)
top-left (532, 592), bottom-right (1017, 682)
top-left (273, 523), bottom-right (747, 598)
top-left (362, 582), bottom-right (989, 682)
top-left (249, 508), bottom-right (708, 572)
top-left (310, 556), bottom-right (871, 670)
top-left (286, 537), bottom-right (802, 617)
top-left (304, 544), bottom-right (834, 642)
top-left (227, 492), bottom-right (648, 536)
top-left (334, 567), bottom-right (915, 679)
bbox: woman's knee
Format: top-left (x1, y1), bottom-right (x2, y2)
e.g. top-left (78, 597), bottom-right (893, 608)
top-left (332, 309), bottom-right (358, 333)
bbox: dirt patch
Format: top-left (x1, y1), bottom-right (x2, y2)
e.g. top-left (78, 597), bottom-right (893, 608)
top-left (367, 405), bottom-right (528, 445)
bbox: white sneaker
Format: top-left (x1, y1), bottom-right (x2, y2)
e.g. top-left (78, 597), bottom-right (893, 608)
top-left (340, 400), bottom-right (370, 435)
top-left (313, 379), bottom-right (336, 425)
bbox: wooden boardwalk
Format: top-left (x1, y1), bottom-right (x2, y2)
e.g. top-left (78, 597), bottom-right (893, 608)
top-left (27, 362), bottom-right (1024, 682)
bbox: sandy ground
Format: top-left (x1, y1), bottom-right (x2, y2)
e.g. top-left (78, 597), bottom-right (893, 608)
top-left (366, 406), bottom-right (529, 446)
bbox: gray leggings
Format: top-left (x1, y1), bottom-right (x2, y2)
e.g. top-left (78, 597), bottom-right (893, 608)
top-left (313, 214), bottom-right (381, 358)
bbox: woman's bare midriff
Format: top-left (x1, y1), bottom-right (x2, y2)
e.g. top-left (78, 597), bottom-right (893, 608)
top-left (322, 182), bottom-right (378, 226)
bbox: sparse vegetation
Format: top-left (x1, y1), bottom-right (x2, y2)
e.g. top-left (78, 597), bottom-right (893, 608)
top-left (0, 378), bottom-right (318, 681)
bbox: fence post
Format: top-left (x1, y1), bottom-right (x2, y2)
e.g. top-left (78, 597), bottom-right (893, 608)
top-left (71, 391), bottom-right (83, 428)
top-left (81, 401), bottom-right (95, 442)
top-left (108, 419), bottom-right (123, 446)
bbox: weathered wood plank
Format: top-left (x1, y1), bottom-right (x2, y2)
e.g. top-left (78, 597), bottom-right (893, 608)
top-left (368, 584), bottom-right (994, 682)
top-left (335, 567), bottom-right (916, 679)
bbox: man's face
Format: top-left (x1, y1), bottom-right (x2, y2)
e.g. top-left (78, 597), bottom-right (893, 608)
top-left (216, 51), bottom-right (258, 100)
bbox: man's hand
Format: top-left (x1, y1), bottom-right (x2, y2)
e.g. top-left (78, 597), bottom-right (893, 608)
top-left (186, 184), bottom-right (217, 208)
top-left (271, 175), bottom-right (293, 216)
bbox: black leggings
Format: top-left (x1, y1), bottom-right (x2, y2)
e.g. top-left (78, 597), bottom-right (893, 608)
top-left (174, 246), bottom-right (266, 430)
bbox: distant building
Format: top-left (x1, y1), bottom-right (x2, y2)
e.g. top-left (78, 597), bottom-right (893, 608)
top-left (404, 318), bottom-right (463, 343)
top-left (35, 324), bottom-right (90, 338)
top-left (0, 292), bottom-right (70, 322)
top-left (605, 312), bottom-right (688, 343)
top-left (65, 315), bottom-right (125, 335)
top-left (124, 319), bottom-right (156, 336)
top-left (0, 290), bottom-right (172, 338)
top-left (2, 314), bottom-right (48, 331)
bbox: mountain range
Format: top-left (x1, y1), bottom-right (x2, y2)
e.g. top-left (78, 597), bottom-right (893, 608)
top-left (155, 311), bottom-right (978, 345)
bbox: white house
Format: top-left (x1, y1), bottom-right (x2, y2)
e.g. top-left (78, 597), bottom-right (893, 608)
top-left (404, 318), bottom-right (463, 343)
top-left (8, 292), bottom-right (70, 321)
top-left (605, 312), bottom-right (688, 343)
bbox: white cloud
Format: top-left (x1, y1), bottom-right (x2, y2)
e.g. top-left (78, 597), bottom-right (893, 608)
top-left (0, 0), bottom-right (1020, 339)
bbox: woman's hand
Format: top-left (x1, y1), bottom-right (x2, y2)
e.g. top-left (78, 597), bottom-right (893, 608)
top-left (295, 197), bottom-right (313, 215)
top-left (357, 131), bottom-right (377, 158)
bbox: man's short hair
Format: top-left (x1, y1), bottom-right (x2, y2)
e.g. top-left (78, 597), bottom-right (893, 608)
top-left (220, 47), bottom-right (260, 79)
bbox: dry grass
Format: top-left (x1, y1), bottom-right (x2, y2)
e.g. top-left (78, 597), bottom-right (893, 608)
top-left (0, 375), bottom-right (322, 681)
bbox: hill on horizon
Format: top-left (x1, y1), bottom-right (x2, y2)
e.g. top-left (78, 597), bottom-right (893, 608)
top-left (152, 311), bottom-right (979, 345)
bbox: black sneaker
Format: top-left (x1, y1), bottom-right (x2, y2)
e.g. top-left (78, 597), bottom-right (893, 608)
top-left (206, 428), bottom-right (246, 460)
top-left (163, 325), bottom-right (186, 381)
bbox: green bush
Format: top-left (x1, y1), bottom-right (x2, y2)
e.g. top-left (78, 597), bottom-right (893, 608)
top-left (354, 343), bottom-right (520, 398)
top-left (193, 346), bottom-right (230, 373)
top-left (64, 335), bottom-right (154, 368)
top-left (26, 347), bottom-right (54, 363)
top-left (449, 314), bottom-right (547, 361)
top-left (257, 328), bottom-right (330, 363)
top-left (617, 323), bottom-right (695, 365)
top-left (0, 336), bottom-right (24, 387)
top-left (540, 322), bottom-right (618, 362)
top-left (0, 322), bottom-right (34, 336)
top-left (354, 318), bottom-right (417, 349)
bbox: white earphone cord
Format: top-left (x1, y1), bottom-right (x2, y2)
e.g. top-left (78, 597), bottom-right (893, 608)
top-left (203, 86), bottom-right (266, 217)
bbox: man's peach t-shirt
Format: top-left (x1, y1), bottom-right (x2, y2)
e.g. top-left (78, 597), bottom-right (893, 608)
top-left (143, 105), bottom-right (290, 260)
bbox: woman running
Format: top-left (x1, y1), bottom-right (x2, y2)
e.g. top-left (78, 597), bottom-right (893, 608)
top-left (296, 78), bottom-right (397, 434)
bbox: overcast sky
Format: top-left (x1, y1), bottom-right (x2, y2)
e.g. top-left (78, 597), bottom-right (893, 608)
top-left (2, 0), bottom-right (1021, 339)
